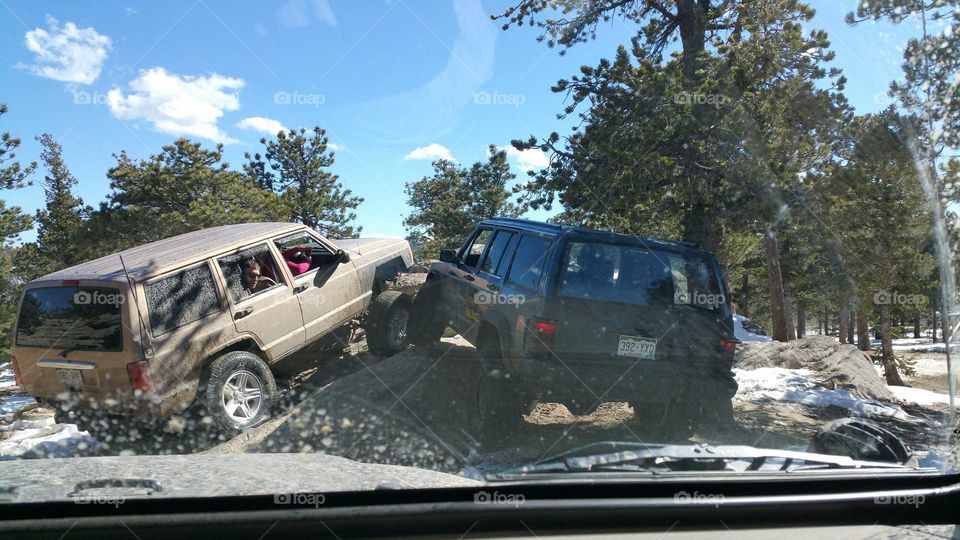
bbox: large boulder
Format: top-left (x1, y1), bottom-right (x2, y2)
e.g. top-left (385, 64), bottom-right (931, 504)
top-left (735, 336), bottom-right (893, 401)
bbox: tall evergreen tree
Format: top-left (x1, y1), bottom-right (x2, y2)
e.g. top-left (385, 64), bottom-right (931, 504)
top-left (0, 104), bottom-right (36, 361)
top-left (18, 134), bottom-right (88, 278)
top-left (244, 127), bottom-right (363, 238)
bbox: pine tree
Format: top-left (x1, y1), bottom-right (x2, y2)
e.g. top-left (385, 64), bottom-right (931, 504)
top-left (19, 134), bottom-right (88, 278)
top-left (403, 147), bottom-right (521, 259)
top-left (244, 127), bottom-right (363, 238)
top-left (0, 104), bottom-right (36, 361)
top-left (87, 138), bottom-right (288, 256)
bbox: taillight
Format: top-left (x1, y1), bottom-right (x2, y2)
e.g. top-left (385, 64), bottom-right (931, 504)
top-left (11, 356), bottom-right (23, 386)
top-left (532, 321), bottom-right (557, 335)
top-left (126, 360), bottom-right (152, 394)
top-left (720, 338), bottom-right (736, 352)
top-left (62, 279), bottom-right (80, 286)
top-left (525, 318), bottom-right (558, 355)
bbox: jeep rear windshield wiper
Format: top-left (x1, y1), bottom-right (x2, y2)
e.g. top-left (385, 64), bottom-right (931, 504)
top-left (487, 442), bottom-right (923, 479)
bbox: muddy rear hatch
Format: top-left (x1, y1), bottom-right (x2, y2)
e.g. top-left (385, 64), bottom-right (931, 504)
top-left (532, 239), bottom-right (734, 401)
top-left (12, 282), bottom-right (147, 415)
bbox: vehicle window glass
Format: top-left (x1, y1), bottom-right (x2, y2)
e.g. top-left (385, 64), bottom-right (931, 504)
top-left (462, 229), bottom-right (492, 269)
top-left (506, 235), bottom-right (552, 290)
top-left (558, 241), bottom-right (722, 309)
top-left (273, 233), bottom-right (336, 278)
top-left (145, 265), bottom-right (221, 336)
top-left (217, 244), bottom-right (285, 303)
top-left (479, 231), bottom-right (514, 276)
top-left (16, 287), bottom-right (124, 351)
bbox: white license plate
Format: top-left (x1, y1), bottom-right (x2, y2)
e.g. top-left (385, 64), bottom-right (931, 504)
top-left (617, 335), bottom-right (657, 359)
top-left (56, 368), bottom-right (83, 387)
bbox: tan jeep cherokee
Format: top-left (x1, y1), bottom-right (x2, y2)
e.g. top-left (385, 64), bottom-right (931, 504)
top-left (10, 222), bottom-right (415, 433)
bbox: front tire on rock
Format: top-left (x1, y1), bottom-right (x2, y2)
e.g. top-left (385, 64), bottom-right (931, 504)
top-left (366, 290), bottom-right (413, 356)
top-left (409, 280), bottom-right (446, 347)
top-left (204, 351), bottom-right (277, 434)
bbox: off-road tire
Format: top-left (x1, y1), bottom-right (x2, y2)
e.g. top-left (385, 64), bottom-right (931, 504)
top-left (366, 291), bottom-right (413, 356)
top-left (409, 280), bottom-right (446, 347)
top-left (204, 351), bottom-right (278, 434)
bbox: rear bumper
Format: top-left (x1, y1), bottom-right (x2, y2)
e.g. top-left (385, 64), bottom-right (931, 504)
top-left (509, 354), bottom-right (737, 403)
top-left (35, 382), bottom-right (198, 423)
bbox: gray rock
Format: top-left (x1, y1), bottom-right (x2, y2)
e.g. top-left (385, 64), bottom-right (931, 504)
top-left (736, 336), bottom-right (893, 401)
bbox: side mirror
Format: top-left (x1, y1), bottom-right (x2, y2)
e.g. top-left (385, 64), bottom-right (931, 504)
top-left (336, 249), bottom-right (351, 264)
top-left (438, 249), bottom-right (459, 263)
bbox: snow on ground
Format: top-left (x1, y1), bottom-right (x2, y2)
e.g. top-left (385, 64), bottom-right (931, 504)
top-left (888, 385), bottom-right (954, 407)
top-left (734, 367), bottom-right (916, 421)
top-left (0, 415), bottom-right (97, 460)
top-left (0, 362), bottom-right (15, 390)
top-left (0, 394), bottom-right (36, 415)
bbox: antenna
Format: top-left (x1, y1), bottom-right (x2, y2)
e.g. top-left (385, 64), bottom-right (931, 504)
top-left (119, 253), bottom-right (153, 359)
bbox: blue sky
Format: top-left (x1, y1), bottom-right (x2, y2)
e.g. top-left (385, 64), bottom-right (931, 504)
top-left (0, 0), bottom-right (926, 241)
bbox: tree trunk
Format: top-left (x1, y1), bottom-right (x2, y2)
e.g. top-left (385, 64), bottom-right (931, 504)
top-left (848, 309), bottom-right (856, 344)
top-left (763, 232), bottom-right (789, 342)
top-left (857, 311), bottom-right (870, 351)
top-left (913, 314), bottom-right (921, 339)
top-left (931, 296), bottom-right (938, 342)
top-left (838, 303), bottom-right (849, 344)
top-left (738, 273), bottom-right (749, 317)
top-left (880, 304), bottom-right (906, 386)
top-left (796, 301), bottom-right (806, 338)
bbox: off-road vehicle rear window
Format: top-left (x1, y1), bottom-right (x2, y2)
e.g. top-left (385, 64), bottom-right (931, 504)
top-left (558, 241), bottom-right (724, 310)
top-left (15, 286), bottom-right (123, 351)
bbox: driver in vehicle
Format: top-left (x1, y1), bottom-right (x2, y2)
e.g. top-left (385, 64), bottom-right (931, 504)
top-left (240, 258), bottom-right (276, 294)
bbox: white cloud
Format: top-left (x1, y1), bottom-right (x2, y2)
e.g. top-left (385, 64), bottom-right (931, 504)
top-left (21, 16), bottom-right (111, 84)
top-left (107, 67), bottom-right (244, 143)
top-left (237, 116), bottom-right (287, 136)
top-left (327, 142), bottom-right (343, 151)
top-left (507, 147), bottom-right (549, 172)
top-left (403, 143), bottom-right (454, 162)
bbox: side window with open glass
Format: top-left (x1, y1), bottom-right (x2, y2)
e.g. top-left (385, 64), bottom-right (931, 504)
top-left (273, 233), bottom-right (337, 278)
top-left (217, 244), bottom-right (285, 303)
top-left (460, 229), bottom-right (493, 269)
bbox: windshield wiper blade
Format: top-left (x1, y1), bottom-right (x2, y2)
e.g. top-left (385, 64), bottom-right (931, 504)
top-left (491, 442), bottom-right (918, 478)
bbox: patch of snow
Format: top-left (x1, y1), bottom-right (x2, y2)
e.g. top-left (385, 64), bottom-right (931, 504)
top-left (0, 363), bottom-right (15, 390)
top-left (888, 385), bottom-right (954, 407)
top-left (734, 367), bottom-right (914, 421)
top-left (0, 416), bottom-right (98, 459)
top-left (0, 394), bottom-right (36, 415)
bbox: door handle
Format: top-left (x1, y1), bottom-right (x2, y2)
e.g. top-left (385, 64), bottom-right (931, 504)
top-left (234, 306), bottom-right (255, 320)
top-left (294, 284), bottom-right (309, 294)
top-left (463, 274), bottom-right (475, 282)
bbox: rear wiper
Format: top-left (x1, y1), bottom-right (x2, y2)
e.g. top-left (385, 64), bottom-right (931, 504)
top-left (490, 442), bottom-right (919, 479)
top-left (59, 347), bottom-right (76, 358)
